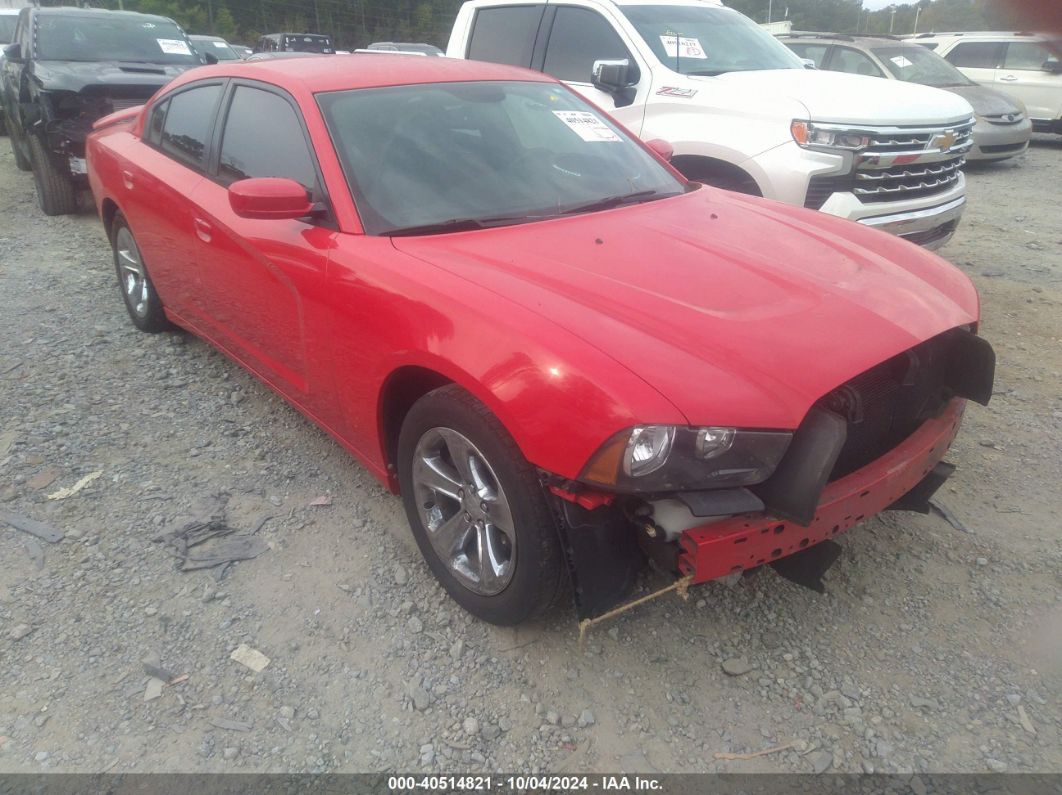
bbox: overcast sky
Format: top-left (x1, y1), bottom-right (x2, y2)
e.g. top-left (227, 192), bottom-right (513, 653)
top-left (860, 0), bottom-right (913, 8)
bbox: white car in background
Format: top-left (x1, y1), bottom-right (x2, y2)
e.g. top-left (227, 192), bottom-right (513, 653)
top-left (0, 6), bottom-right (20, 134)
top-left (910, 32), bottom-right (1062, 136)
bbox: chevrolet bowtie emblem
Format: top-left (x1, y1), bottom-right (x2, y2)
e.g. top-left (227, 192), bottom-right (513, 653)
top-left (929, 130), bottom-right (957, 151)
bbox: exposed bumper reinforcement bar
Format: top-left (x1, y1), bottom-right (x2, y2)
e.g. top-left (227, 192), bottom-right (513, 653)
top-left (858, 195), bottom-right (966, 250)
top-left (678, 399), bottom-right (965, 585)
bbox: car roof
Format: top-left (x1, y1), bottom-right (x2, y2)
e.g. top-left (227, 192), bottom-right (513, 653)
top-left (168, 53), bottom-right (555, 94)
top-left (910, 31), bottom-right (1048, 40)
top-left (190, 34), bottom-right (227, 41)
top-left (30, 6), bottom-right (177, 23)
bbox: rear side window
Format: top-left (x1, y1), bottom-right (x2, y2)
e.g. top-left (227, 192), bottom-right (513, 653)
top-left (830, 47), bottom-right (884, 77)
top-left (467, 5), bottom-right (544, 67)
top-left (786, 42), bottom-right (828, 67)
top-left (159, 84), bottom-right (223, 170)
top-left (1003, 42), bottom-right (1053, 70)
top-left (945, 41), bottom-right (1003, 68)
top-left (218, 86), bottom-right (317, 190)
top-left (543, 6), bottom-right (635, 83)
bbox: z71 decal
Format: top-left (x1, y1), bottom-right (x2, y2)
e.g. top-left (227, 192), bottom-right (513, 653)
top-left (656, 86), bottom-right (699, 98)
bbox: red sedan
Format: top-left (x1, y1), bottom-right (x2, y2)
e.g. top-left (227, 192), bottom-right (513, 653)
top-left (86, 56), bottom-right (994, 625)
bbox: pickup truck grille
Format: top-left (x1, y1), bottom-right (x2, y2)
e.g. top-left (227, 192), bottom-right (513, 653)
top-left (804, 119), bottom-right (974, 208)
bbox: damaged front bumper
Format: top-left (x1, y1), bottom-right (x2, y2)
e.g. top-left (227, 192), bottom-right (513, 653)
top-left (677, 398), bottom-right (965, 584)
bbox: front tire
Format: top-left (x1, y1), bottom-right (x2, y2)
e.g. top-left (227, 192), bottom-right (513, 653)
top-left (110, 211), bottom-right (171, 333)
top-left (397, 385), bottom-right (565, 625)
top-left (27, 134), bottom-right (78, 215)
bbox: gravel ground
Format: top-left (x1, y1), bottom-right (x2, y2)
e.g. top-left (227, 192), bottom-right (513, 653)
top-left (0, 135), bottom-right (1060, 776)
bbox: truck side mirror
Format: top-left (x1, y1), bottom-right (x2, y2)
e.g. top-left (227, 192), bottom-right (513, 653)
top-left (204, 51), bottom-right (219, 65)
top-left (3, 43), bottom-right (21, 61)
top-left (1044, 56), bottom-right (1062, 74)
top-left (592, 59), bottom-right (635, 93)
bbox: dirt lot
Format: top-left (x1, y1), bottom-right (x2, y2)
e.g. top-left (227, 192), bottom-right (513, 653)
top-left (0, 136), bottom-right (1060, 777)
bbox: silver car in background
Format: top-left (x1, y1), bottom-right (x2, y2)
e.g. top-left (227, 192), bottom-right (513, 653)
top-left (782, 33), bottom-right (1032, 161)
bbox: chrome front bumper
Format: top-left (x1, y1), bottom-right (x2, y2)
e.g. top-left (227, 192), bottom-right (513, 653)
top-left (858, 195), bottom-right (966, 251)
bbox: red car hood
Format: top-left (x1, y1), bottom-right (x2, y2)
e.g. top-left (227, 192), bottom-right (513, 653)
top-left (393, 188), bottom-right (979, 429)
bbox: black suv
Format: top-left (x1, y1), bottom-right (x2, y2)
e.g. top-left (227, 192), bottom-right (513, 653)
top-left (1, 7), bottom-right (201, 214)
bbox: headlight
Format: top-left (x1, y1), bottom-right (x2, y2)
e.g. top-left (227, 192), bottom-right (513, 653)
top-left (581, 425), bottom-right (793, 493)
top-left (791, 120), bottom-right (871, 151)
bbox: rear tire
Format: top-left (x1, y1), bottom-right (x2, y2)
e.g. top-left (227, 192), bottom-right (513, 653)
top-left (110, 211), bottom-right (171, 333)
top-left (397, 385), bottom-right (565, 625)
top-left (28, 134), bottom-right (78, 215)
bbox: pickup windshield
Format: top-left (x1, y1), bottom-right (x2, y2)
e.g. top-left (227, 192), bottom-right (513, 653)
top-left (318, 81), bottom-right (685, 236)
top-left (35, 14), bottom-right (199, 64)
top-left (622, 5), bottom-right (803, 76)
top-left (872, 45), bottom-right (974, 87)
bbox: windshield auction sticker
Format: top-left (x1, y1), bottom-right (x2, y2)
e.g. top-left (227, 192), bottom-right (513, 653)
top-left (157, 38), bottom-right (192, 55)
top-left (659, 34), bottom-right (707, 59)
top-left (552, 110), bottom-right (621, 142)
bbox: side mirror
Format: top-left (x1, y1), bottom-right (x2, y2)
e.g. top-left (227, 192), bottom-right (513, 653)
top-left (1044, 56), bottom-right (1062, 74)
top-left (204, 51), bottom-right (219, 65)
top-left (801, 58), bottom-right (817, 69)
top-left (592, 58), bottom-right (635, 93)
top-left (228, 178), bottom-right (314, 220)
top-left (645, 138), bottom-right (673, 161)
top-left (3, 42), bottom-right (21, 61)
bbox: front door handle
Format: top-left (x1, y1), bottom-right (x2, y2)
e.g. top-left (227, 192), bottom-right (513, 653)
top-left (194, 218), bottom-right (213, 243)
top-left (999, 74), bottom-right (1018, 81)
top-left (122, 170), bottom-right (134, 189)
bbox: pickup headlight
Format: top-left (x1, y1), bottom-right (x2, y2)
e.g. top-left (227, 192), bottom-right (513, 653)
top-left (791, 120), bottom-right (870, 151)
top-left (581, 425), bottom-right (793, 493)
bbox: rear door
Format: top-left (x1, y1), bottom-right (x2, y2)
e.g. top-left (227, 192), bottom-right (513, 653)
top-left (943, 40), bottom-right (1003, 90)
top-left (996, 41), bottom-right (1061, 123)
top-left (189, 81), bottom-right (335, 406)
top-left (127, 81), bottom-right (224, 320)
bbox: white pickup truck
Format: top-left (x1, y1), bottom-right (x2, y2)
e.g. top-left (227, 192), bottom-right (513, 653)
top-left (447, 0), bottom-right (977, 249)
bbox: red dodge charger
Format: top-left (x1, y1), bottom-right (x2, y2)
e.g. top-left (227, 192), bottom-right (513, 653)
top-left (86, 56), bottom-right (994, 625)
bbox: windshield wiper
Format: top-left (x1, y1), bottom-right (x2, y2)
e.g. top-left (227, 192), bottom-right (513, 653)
top-left (386, 215), bottom-right (530, 237)
top-left (558, 190), bottom-right (668, 216)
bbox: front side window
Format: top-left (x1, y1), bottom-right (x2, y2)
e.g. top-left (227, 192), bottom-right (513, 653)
top-left (945, 41), bottom-right (1003, 69)
top-left (0, 15), bottom-right (17, 45)
top-left (467, 5), bottom-right (544, 67)
top-left (158, 84), bottom-right (222, 170)
top-left (218, 86), bottom-right (317, 190)
top-left (872, 45), bottom-right (972, 87)
top-left (34, 14), bottom-right (199, 64)
top-left (318, 80), bottom-right (685, 235)
top-left (830, 47), bottom-right (884, 78)
top-left (543, 7), bottom-right (634, 83)
top-left (621, 4), bottom-right (803, 76)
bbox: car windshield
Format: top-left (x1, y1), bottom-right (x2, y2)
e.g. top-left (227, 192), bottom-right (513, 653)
top-left (872, 45), bottom-right (974, 87)
top-left (284, 34), bottom-right (332, 53)
top-left (318, 80), bottom-right (686, 236)
top-left (35, 14), bottom-right (199, 64)
top-left (0, 15), bottom-right (17, 45)
top-left (621, 4), bottom-right (803, 76)
top-left (194, 37), bottom-right (240, 60)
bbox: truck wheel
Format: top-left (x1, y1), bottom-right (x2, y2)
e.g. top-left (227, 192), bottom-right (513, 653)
top-left (674, 158), bottom-right (762, 197)
top-left (110, 211), bottom-right (171, 332)
top-left (397, 385), bottom-right (566, 625)
top-left (7, 117), bottom-right (31, 171)
top-left (27, 134), bottom-right (79, 215)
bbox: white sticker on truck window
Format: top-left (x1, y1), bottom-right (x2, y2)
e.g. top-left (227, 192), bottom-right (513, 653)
top-left (552, 110), bottom-right (621, 142)
top-left (157, 38), bottom-right (192, 55)
top-left (890, 55), bottom-right (913, 67)
top-left (214, 41), bottom-right (229, 48)
top-left (659, 35), bottom-right (707, 59)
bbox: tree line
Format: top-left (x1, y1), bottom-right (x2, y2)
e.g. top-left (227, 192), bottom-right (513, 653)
top-left (89, 0), bottom-right (1040, 50)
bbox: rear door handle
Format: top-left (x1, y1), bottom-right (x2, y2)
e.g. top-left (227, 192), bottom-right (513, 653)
top-left (999, 74), bottom-right (1018, 81)
top-left (122, 170), bottom-right (134, 189)
top-left (194, 218), bottom-right (213, 243)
